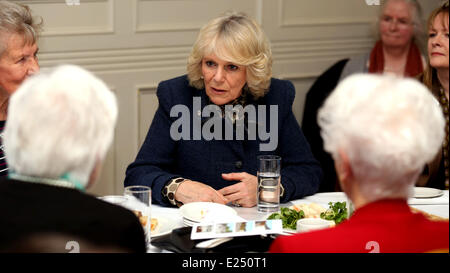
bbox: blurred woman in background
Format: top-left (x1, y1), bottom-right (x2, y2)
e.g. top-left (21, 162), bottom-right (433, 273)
top-left (340, 0), bottom-right (426, 79)
top-left (418, 0), bottom-right (449, 189)
top-left (0, 1), bottom-right (41, 176)
top-left (302, 0), bottom-right (426, 192)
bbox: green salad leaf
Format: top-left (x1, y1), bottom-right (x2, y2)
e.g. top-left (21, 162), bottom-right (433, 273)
top-left (267, 207), bottom-right (304, 230)
top-left (320, 201), bottom-right (348, 225)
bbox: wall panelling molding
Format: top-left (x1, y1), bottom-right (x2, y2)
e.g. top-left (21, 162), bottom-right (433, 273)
top-left (11, 0), bottom-right (441, 196)
top-left (18, 0), bottom-right (115, 36)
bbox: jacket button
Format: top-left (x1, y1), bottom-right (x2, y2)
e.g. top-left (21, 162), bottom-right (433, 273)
top-left (235, 161), bottom-right (243, 169)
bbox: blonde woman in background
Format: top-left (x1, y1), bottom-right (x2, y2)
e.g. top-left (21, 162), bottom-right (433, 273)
top-left (418, 0), bottom-right (449, 189)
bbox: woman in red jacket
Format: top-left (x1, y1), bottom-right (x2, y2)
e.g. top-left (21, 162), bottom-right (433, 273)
top-left (270, 74), bottom-right (449, 253)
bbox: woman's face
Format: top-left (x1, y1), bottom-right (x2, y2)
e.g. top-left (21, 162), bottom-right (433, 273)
top-left (428, 12), bottom-right (449, 70)
top-left (0, 33), bottom-right (39, 95)
top-left (379, 0), bottom-right (415, 48)
top-left (201, 53), bottom-right (246, 105)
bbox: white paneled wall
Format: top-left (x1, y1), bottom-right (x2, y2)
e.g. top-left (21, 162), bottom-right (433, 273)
top-left (14, 0), bottom-right (441, 196)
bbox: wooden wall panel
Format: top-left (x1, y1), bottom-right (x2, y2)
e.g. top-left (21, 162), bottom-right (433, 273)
top-left (10, 0), bottom-right (441, 195)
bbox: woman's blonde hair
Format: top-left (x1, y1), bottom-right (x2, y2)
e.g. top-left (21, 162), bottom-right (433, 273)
top-left (423, 0), bottom-right (449, 91)
top-left (187, 12), bottom-right (272, 99)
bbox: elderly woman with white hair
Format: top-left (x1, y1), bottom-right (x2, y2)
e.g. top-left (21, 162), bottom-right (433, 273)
top-left (0, 1), bottom-right (41, 176)
top-left (125, 12), bottom-right (322, 208)
top-left (270, 74), bottom-right (449, 253)
top-left (0, 65), bottom-right (146, 252)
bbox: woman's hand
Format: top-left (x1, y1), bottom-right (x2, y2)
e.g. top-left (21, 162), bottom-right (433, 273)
top-left (174, 180), bottom-right (229, 205)
top-left (218, 172), bottom-right (258, 207)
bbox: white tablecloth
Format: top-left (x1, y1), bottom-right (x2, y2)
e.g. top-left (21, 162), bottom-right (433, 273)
top-left (147, 190), bottom-right (449, 252)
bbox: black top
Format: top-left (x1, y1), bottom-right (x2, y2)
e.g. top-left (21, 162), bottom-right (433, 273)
top-left (0, 177), bottom-right (147, 252)
top-left (125, 75), bottom-right (323, 206)
top-left (302, 59), bottom-right (349, 192)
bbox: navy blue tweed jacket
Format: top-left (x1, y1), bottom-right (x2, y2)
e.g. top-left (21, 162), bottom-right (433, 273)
top-left (125, 75), bottom-right (322, 206)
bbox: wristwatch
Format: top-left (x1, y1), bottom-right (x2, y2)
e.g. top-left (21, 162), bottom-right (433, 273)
top-left (162, 177), bottom-right (185, 207)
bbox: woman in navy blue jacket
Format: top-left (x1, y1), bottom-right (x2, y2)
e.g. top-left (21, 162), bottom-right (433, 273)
top-left (125, 12), bottom-right (322, 207)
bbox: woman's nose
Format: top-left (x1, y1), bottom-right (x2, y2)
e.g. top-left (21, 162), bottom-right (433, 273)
top-left (213, 67), bottom-right (225, 82)
top-left (431, 35), bottom-right (442, 47)
top-left (389, 20), bottom-right (399, 31)
top-left (27, 58), bottom-right (40, 76)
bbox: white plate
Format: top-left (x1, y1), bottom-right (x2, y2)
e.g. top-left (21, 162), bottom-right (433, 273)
top-left (179, 202), bottom-right (237, 223)
top-left (183, 217), bottom-right (199, 227)
top-left (413, 187), bottom-right (444, 198)
top-left (282, 228), bottom-right (297, 235)
top-left (151, 216), bottom-right (179, 238)
top-left (302, 192), bottom-right (348, 204)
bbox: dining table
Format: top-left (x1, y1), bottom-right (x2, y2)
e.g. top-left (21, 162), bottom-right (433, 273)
top-left (146, 190), bottom-right (449, 253)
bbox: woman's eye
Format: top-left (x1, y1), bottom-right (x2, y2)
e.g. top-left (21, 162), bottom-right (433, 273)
top-left (428, 32), bottom-right (436, 38)
top-left (227, 64), bottom-right (238, 71)
top-left (205, 61), bottom-right (215, 67)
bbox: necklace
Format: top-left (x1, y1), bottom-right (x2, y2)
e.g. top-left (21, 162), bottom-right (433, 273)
top-left (207, 87), bottom-right (249, 123)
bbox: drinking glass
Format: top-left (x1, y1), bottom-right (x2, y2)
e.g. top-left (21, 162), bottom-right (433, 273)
top-left (124, 186), bottom-right (151, 242)
top-left (257, 155), bottom-right (281, 212)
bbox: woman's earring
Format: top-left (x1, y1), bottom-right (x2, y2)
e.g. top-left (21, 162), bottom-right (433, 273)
top-left (200, 76), bottom-right (204, 79)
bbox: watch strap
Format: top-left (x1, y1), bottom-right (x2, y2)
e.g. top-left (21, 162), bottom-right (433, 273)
top-left (162, 177), bottom-right (185, 207)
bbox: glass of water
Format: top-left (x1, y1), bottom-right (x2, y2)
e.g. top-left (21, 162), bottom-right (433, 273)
top-left (257, 155), bottom-right (281, 212)
top-left (124, 186), bottom-right (151, 243)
